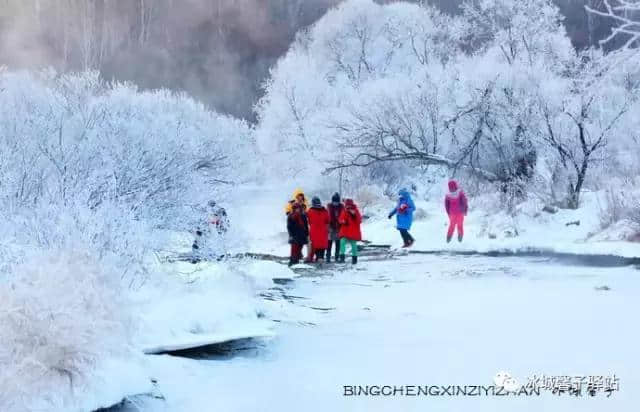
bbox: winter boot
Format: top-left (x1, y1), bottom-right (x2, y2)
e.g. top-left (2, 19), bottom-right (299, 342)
top-left (339, 254), bottom-right (346, 263)
top-left (458, 234), bottom-right (463, 242)
top-left (326, 255), bottom-right (331, 263)
top-left (289, 256), bottom-right (300, 267)
top-left (446, 235), bottom-right (452, 243)
top-left (352, 256), bottom-right (358, 265)
top-left (402, 239), bottom-right (414, 248)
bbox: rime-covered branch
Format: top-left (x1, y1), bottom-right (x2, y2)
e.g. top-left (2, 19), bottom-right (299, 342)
top-left (586, 0), bottom-right (640, 48)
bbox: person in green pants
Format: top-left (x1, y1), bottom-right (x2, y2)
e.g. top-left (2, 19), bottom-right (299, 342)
top-left (337, 198), bottom-right (362, 264)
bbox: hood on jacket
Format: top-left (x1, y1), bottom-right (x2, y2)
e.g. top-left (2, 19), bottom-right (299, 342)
top-left (292, 188), bottom-right (306, 202)
top-left (448, 180), bottom-right (459, 192)
top-left (344, 198), bottom-right (357, 209)
top-left (311, 196), bottom-right (322, 208)
top-left (331, 192), bottom-right (341, 204)
top-left (398, 189), bottom-right (411, 200)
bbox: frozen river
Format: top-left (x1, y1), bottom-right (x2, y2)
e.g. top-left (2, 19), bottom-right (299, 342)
top-left (116, 253), bottom-right (639, 412)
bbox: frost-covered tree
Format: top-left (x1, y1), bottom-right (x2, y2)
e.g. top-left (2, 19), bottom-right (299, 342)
top-left (586, 0), bottom-right (640, 48)
top-left (258, 0), bottom-right (639, 209)
top-left (256, 0), bottom-right (463, 181)
top-left (461, 0), bottom-right (574, 66)
top-left (316, 0), bottom-right (572, 185)
top-left (536, 49), bottom-right (640, 208)
top-left (0, 69), bottom-right (254, 410)
top-left (0, 70), bottom-right (252, 278)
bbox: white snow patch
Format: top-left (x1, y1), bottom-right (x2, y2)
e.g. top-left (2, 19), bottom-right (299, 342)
top-left (134, 260), bottom-right (275, 356)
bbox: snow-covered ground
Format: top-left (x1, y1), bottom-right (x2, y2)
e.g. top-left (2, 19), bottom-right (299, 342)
top-left (131, 260), bottom-right (276, 356)
top-left (97, 183), bottom-right (639, 411)
top-left (367, 192), bottom-right (640, 258)
top-left (11, 183), bottom-right (636, 411)
top-left (119, 253), bottom-right (639, 411)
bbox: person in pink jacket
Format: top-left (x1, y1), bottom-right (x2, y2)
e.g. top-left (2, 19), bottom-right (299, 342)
top-left (444, 180), bottom-right (468, 243)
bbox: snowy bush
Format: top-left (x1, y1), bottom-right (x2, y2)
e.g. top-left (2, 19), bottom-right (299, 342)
top-left (352, 184), bottom-right (386, 215)
top-left (0, 69), bottom-right (254, 408)
top-left (0, 250), bottom-right (134, 412)
top-left (598, 180), bottom-right (640, 230)
top-left (0, 70), bottom-right (252, 278)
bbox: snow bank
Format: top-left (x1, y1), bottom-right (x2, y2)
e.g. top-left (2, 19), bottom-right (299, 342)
top-left (135, 260), bottom-right (279, 355)
top-left (0, 250), bottom-right (149, 412)
top-left (364, 190), bottom-right (640, 259)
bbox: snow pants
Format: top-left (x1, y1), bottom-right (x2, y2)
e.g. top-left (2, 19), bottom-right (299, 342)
top-left (290, 243), bottom-right (304, 264)
top-left (313, 248), bottom-right (326, 261)
top-left (447, 213), bottom-right (464, 238)
top-left (305, 244), bottom-right (314, 262)
top-left (327, 240), bottom-right (340, 260)
top-left (398, 229), bottom-right (414, 245)
top-left (339, 238), bottom-right (358, 257)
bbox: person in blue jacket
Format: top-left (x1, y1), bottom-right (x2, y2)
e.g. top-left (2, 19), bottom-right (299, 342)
top-left (388, 188), bottom-right (416, 248)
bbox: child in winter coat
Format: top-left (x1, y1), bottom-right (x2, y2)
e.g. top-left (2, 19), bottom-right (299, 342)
top-left (287, 203), bottom-right (309, 266)
top-left (338, 199), bottom-right (362, 264)
top-left (444, 180), bottom-right (468, 242)
top-left (388, 189), bottom-right (416, 248)
top-left (307, 197), bottom-right (330, 262)
top-left (326, 193), bottom-right (344, 263)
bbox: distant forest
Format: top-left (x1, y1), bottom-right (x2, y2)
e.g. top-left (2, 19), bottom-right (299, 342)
top-left (0, 0), bottom-right (618, 121)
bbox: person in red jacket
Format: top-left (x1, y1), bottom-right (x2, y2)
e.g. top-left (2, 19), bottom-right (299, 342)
top-left (307, 197), bottom-right (330, 263)
top-left (326, 193), bottom-right (344, 263)
top-left (338, 198), bottom-right (362, 264)
top-left (444, 179), bottom-right (468, 243)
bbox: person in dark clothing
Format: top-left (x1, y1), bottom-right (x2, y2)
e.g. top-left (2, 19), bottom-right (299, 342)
top-left (326, 193), bottom-right (345, 263)
top-left (287, 203), bottom-right (309, 266)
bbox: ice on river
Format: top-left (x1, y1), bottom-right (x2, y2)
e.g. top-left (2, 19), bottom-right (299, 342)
top-left (126, 253), bottom-right (639, 412)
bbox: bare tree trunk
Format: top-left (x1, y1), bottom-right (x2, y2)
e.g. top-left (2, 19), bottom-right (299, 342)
top-left (93, 0), bottom-right (105, 69)
top-left (568, 157), bottom-right (589, 209)
top-left (61, 0), bottom-right (71, 70)
top-left (139, 0), bottom-right (146, 46)
top-left (79, 0), bottom-right (95, 70)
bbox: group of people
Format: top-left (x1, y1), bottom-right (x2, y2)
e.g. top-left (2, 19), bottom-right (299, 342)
top-left (286, 190), bottom-right (362, 266)
top-left (284, 179), bottom-right (468, 267)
